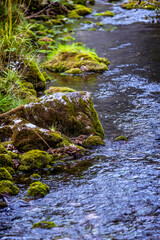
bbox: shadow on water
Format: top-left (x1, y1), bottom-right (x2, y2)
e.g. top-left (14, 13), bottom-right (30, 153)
top-left (0, 1), bottom-right (160, 239)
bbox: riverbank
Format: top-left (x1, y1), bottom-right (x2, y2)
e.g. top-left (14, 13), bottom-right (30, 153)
top-left (0, 0), bottom-right (160, 239)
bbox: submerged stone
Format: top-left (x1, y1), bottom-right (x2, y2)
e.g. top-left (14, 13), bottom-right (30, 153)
top-left (95, 11), bottom-right (115, 17)
top-left (19, 150), bottom-right (52, 171)
top-left (31, 221), bottom-right (56, 229)
top-left (28, 181), bottom-right (50, 197)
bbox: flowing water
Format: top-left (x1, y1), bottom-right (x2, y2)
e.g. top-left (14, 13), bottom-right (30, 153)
top-left (0, 1), bottom-right (160, 239)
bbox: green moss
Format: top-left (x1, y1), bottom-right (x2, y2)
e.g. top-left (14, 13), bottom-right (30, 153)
top-left (84, 20), bottom-right (93, 24)
top-left (121, 0), bottom-right (159, 9)
top-left (45, 43), bottom-right (110, 74)
top-left (82, 135), bottom-right (105, 148)
top-left (0, 144), bottom-right (8, 154)
top-left (30, 173), bottom-right (41, 179)
top-left (61, 35), bottom-right (75, 42)
top-left (7, 151), bottom-right (19, 159)
top-left (23, 59), bottom-right (46, 91)
top-left (113, 135), bottom-right (128, 141)
top-left (73, 0), bottom-right (87, 4)
top-left (0, 180), bottom-right (19, 195)
top-left (0, 168), bottom-right (12, 181)
top-left (95, 11), bottom-right (115, 17)
top-left (96, 22), bottom-right (103, 26)
top-left (65, 68), bottom-right (82, 74)
top-left (38, 37), bottom-right (55, 44)
top-left (5, 167), bottom-right (15, 175)
top-left (68, 10), bottom-right (82, 18)
top-left (28, 181), bottom-right (50, 197)
top-left (74, 4), bottom-right (92, 16)
top-left (19, 150), bottom-right (52, 171)
top-left (89, 28), bottom-right (96, 31)
top-left (0, 154), bottom-right (13, 168)
top-left (45, 87), bottom-right (76, 95)
top-left (31, 221), bottom-right (56, 229)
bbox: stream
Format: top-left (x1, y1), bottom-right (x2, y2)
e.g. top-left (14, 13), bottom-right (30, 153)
top-left (0, 0), bottom-right (160, 239)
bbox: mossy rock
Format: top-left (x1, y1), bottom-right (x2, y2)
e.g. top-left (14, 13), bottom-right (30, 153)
top-left (82, 135), bottom-right (105, 148)
top-left (45, 43), bottom-right (110, 74)
top-left (74, 4), bottom-right (92, 16)
top-left (23, 59), bottom-right (46, 91)
top-left (113, 135), bottom-right (128, 142)
top-left (0, 144), bottom-right (8, 154)
top-left (30, 173), bottom-right (41, 180)
top-left (89, 28), bottom-right (96, 31)
top-left (19, 150), bottom-right (52, 171)
top-left (95, 11), bottom-right (115, 17)
top-left (121, 0), bottom-right (159, 10)
top-left (22, 91), bottom-right (105, 139)
top-left (0, 180), bottom-right (19, 195)
top-left (38, 37), bottom-right (55, 45)
top-left (45, 87), bottom-right (76, 95)
top-left (0, 126), bottom-right (13, 142)
top-left (12, 123), bottom-right (63, 152)
top-left (96, 22), bottom-right (103, 26)
top-left (28, 181), bottom-right (49, 197)
top-left (0, 154), bottom-right (13, 168)
top-left (73, 0), bottom-right (87, 4)
top-left (68, 10), bottom-right (82, 18)
top-left (0, 168), bottom-right (12, 181)
top-left (31, 221), bottom-right (56, 229)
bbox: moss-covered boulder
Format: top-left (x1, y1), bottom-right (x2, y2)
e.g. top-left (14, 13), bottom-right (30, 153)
top-left (31, 221), bottom-right (56, 229)
top-left (113, 135), bottom-right (128, 142)
top-left (45, 86), bottom-right (76, 95)
top-left (22, 91), bottom-right (104, 139)
top-left (0, 144), bottom-right (8, 154)
top-left (22, 59), bottom-right (46, 91)
top-left (121, 0), bottom-right (159, 10)
top-left (27, 181), bottom-right (49, 197)
top-left (19, 150), bottom-right (52, 171)
top-left (45, 44), bottom-right (110, 74)
top-left (0, 180), bottom-right (19, 195)
top-left (0, 168), bottom-right (12, 181)
top-left (12, 122), bottom-right (63, 152)
top-left (0, 154), bottom-right (13, 168)
top-left (82, 135), bottom-right (105, 148)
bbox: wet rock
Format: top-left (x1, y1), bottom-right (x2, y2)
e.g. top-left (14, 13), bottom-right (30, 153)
top-left (12, 122), bottom-right (63, 152)
top-left (22, 91), bottom-right (104, 139)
